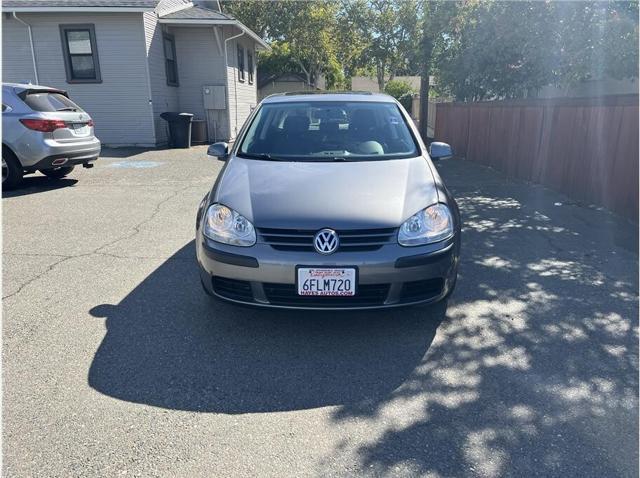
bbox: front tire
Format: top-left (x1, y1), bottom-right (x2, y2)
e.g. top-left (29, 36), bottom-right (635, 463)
top-left (41, 166), bottom-right (75, 179)
top-left (2, 148), bottom-right (23, 189)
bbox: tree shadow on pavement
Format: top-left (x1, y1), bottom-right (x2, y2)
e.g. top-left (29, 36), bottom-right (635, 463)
top-left (325, 159), bottom-right (639, 477)
top-left (87, 158), bottom-right (637, 477)
top-left (88, 241), bottom-right (446, 413)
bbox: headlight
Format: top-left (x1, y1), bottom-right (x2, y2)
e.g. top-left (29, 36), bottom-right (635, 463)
top-left (398, 203), bottom-right (453, 246)
top-left (203, 204), bottom-right (256, 246)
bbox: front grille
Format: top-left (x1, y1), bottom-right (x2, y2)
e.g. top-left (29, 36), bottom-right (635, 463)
top-left (258, 227), bottom-right (397, 252)
top-left (263, 283), bottom-right (390, 307)
top-left (398, 279), bottom-right (443, 303)
top-left (212, 276), bottom-right (253, 302)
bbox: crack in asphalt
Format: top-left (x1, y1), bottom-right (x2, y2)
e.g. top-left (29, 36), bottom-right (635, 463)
top-left (2, 254), bottom-right (82, 301)
top-left (93, 184), bottom-right (194, 255)
top-left (3, 185), bottom-right (195, 301)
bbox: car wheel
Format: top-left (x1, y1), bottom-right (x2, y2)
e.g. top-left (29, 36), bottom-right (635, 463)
top-left (2, 148), bottom-right (23, 189)
top-left (41, 166), bottom-right (75, 179)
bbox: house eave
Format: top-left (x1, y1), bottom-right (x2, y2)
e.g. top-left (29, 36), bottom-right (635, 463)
top-left (4, 6), bottom-right (154, 12)
top-left (158, 18), bottom-right (270, 50)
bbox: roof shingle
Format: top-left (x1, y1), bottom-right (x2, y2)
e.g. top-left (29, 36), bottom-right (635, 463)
top-left (3, 0), bottom-right (157, 8)
top-left (159, 5), bottom-right (232, 20)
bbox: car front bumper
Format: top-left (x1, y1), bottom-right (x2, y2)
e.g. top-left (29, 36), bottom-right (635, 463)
top-left (196, 234), bottom-right (459, 310)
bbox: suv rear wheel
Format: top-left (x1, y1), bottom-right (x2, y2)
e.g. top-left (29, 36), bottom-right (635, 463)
top-left (2, 147), bottom-right (23, 189)
top-left (41, 166), bottom-right (75, 179)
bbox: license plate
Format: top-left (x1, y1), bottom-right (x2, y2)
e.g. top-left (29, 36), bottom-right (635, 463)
top-left (297, 267), bottom-right (357, 296)
top-left (71, 124), bottom-right (89, 135)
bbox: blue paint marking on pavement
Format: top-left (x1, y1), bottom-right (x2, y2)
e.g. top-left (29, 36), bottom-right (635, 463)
top-left (107, 161), bottom-right (162, 169)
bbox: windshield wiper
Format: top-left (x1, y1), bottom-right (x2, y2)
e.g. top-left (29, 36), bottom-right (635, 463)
top-left (56, 107), bottom-right (78, 112)
top-left (304, 156), bottom-right (354, 162)
top-left (237, 152), bottom-right (287, 161)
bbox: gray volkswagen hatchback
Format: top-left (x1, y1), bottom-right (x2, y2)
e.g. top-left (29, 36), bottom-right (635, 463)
top-left (196, 92), bottom-right (460, 309)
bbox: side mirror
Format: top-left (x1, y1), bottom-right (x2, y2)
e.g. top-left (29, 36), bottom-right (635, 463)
top-left (207, 142), bottom-right (229, 160)
top-left (429, 142), bottom-right (453, 160)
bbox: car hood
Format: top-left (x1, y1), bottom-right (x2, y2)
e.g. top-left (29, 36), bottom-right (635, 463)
top-left (214, 156), bottom-right (438, 229)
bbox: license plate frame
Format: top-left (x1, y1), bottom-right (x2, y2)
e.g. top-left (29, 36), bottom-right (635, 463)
top-left (296, 266), bottom-right (358, 297)
top-left (70, 123), bottom-right (89, 135)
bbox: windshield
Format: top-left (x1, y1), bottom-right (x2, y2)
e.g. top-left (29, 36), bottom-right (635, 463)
top-left (237, 101), bottom-right (419, 161)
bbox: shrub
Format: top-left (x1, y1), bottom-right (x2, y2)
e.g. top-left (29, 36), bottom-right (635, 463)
top-left (384, 79), bottom-right (415, 112)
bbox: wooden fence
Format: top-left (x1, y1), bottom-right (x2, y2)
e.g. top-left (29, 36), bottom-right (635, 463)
top-left (434, 95), bottom-right (639, 219)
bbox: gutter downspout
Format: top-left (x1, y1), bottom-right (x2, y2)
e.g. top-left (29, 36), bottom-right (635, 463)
top-left (13, 12), bottom-right (39, 84)
top-left (224, 27), bottom-right (244, 140)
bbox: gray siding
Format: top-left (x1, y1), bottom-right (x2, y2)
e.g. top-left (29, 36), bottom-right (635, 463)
top-left (173, 25), bottom-right (229, 141)
top-left (2, 17), bottom-right (33, 82)
top-left (2, 12), bottom-right (156, 146)
top-left (173, 26), bottom-right (225, 118)
top-left (143, 12), bottom-right (178, 144)
top-left (226, 31), bottom-right (257, 140)
top-left (145, 23), bottom-right (247, 143)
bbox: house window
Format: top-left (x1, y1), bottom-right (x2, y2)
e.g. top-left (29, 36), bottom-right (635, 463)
top-left (60, 24), bottom-right (101, 83)
top-left (163, 34), bottom-right (178, 86)
top-left (247, 51), bottom-right (254, 84)
top-left (237, 44), bottom-right (245, 82)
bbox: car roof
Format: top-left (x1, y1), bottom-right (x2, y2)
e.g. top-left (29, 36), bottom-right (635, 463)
top-left (262, 91), bottom-right (397, 104)
top-left (3, 82), bottom-right (64, 93)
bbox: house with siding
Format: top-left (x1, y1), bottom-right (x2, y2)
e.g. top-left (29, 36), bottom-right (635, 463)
top-left (2, 0), bottom-right (269, 146)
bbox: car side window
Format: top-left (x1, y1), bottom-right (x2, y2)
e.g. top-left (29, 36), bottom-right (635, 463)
top-left (2, 104), bottom-right (11, 112)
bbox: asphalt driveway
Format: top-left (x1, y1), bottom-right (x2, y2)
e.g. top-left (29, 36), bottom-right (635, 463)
top-left (3, 147), bottom-right (638, 477)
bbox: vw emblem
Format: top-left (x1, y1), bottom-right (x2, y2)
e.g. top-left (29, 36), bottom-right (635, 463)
top-left (314, 228), bottom-right (339, 254)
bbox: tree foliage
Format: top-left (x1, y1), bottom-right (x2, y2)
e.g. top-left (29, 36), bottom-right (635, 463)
top-left (384, 79), bottom-right (415, 111)
top-left (222, 0), bottom-right (345, 88)
top-left (222, 0), bottom-right (638, 98)
top-left (339, 0), bottom-right (422, 91)
top-left (434, 0), bottom-right (639, 101)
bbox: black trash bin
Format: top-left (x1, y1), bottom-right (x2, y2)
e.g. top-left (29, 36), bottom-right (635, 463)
top-left (160, 112), bottom-right (194, 148)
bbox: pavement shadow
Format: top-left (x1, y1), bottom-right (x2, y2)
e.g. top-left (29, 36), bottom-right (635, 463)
top-left (2, 176), bottom-right (78, 198)
top-left (324, 159), bottom-right (639, 476)
top-left (88, 241), bottom-right (446, 413)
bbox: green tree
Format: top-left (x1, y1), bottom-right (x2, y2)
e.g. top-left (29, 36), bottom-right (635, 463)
top-left (384, 79), bottom-right (415, 111)
top-left (341, 0), bottom-right (422, 91)
top-left (433, 1), bottom-right (639, 101)
top-left (223, 0), bottom-right (344, 89)
top-left (553, 1), bottom-right (639, 84)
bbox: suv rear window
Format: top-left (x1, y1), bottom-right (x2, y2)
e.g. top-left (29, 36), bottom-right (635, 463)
top-left (22, 92), bottom-right (83, 112)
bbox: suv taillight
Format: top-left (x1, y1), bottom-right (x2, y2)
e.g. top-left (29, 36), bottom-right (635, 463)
top-left (87, 119), bottom-right (94, 127)
top-left (19, 118), bottom-right (67, 132)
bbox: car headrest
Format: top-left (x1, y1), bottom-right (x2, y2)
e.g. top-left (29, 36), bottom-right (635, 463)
top-left (350, 109), bottom-right (377, 131)
top-left (283, 114), bottom-right (310, 134)
top-left (319, 120), bottom-right (340, 134)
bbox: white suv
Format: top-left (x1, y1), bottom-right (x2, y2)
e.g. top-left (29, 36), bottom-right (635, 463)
top-left (2, 83), bottom-right (101, 188)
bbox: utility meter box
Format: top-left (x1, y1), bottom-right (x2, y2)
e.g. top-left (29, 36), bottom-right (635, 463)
top-left (203, 85), bottom-right (226, 110)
